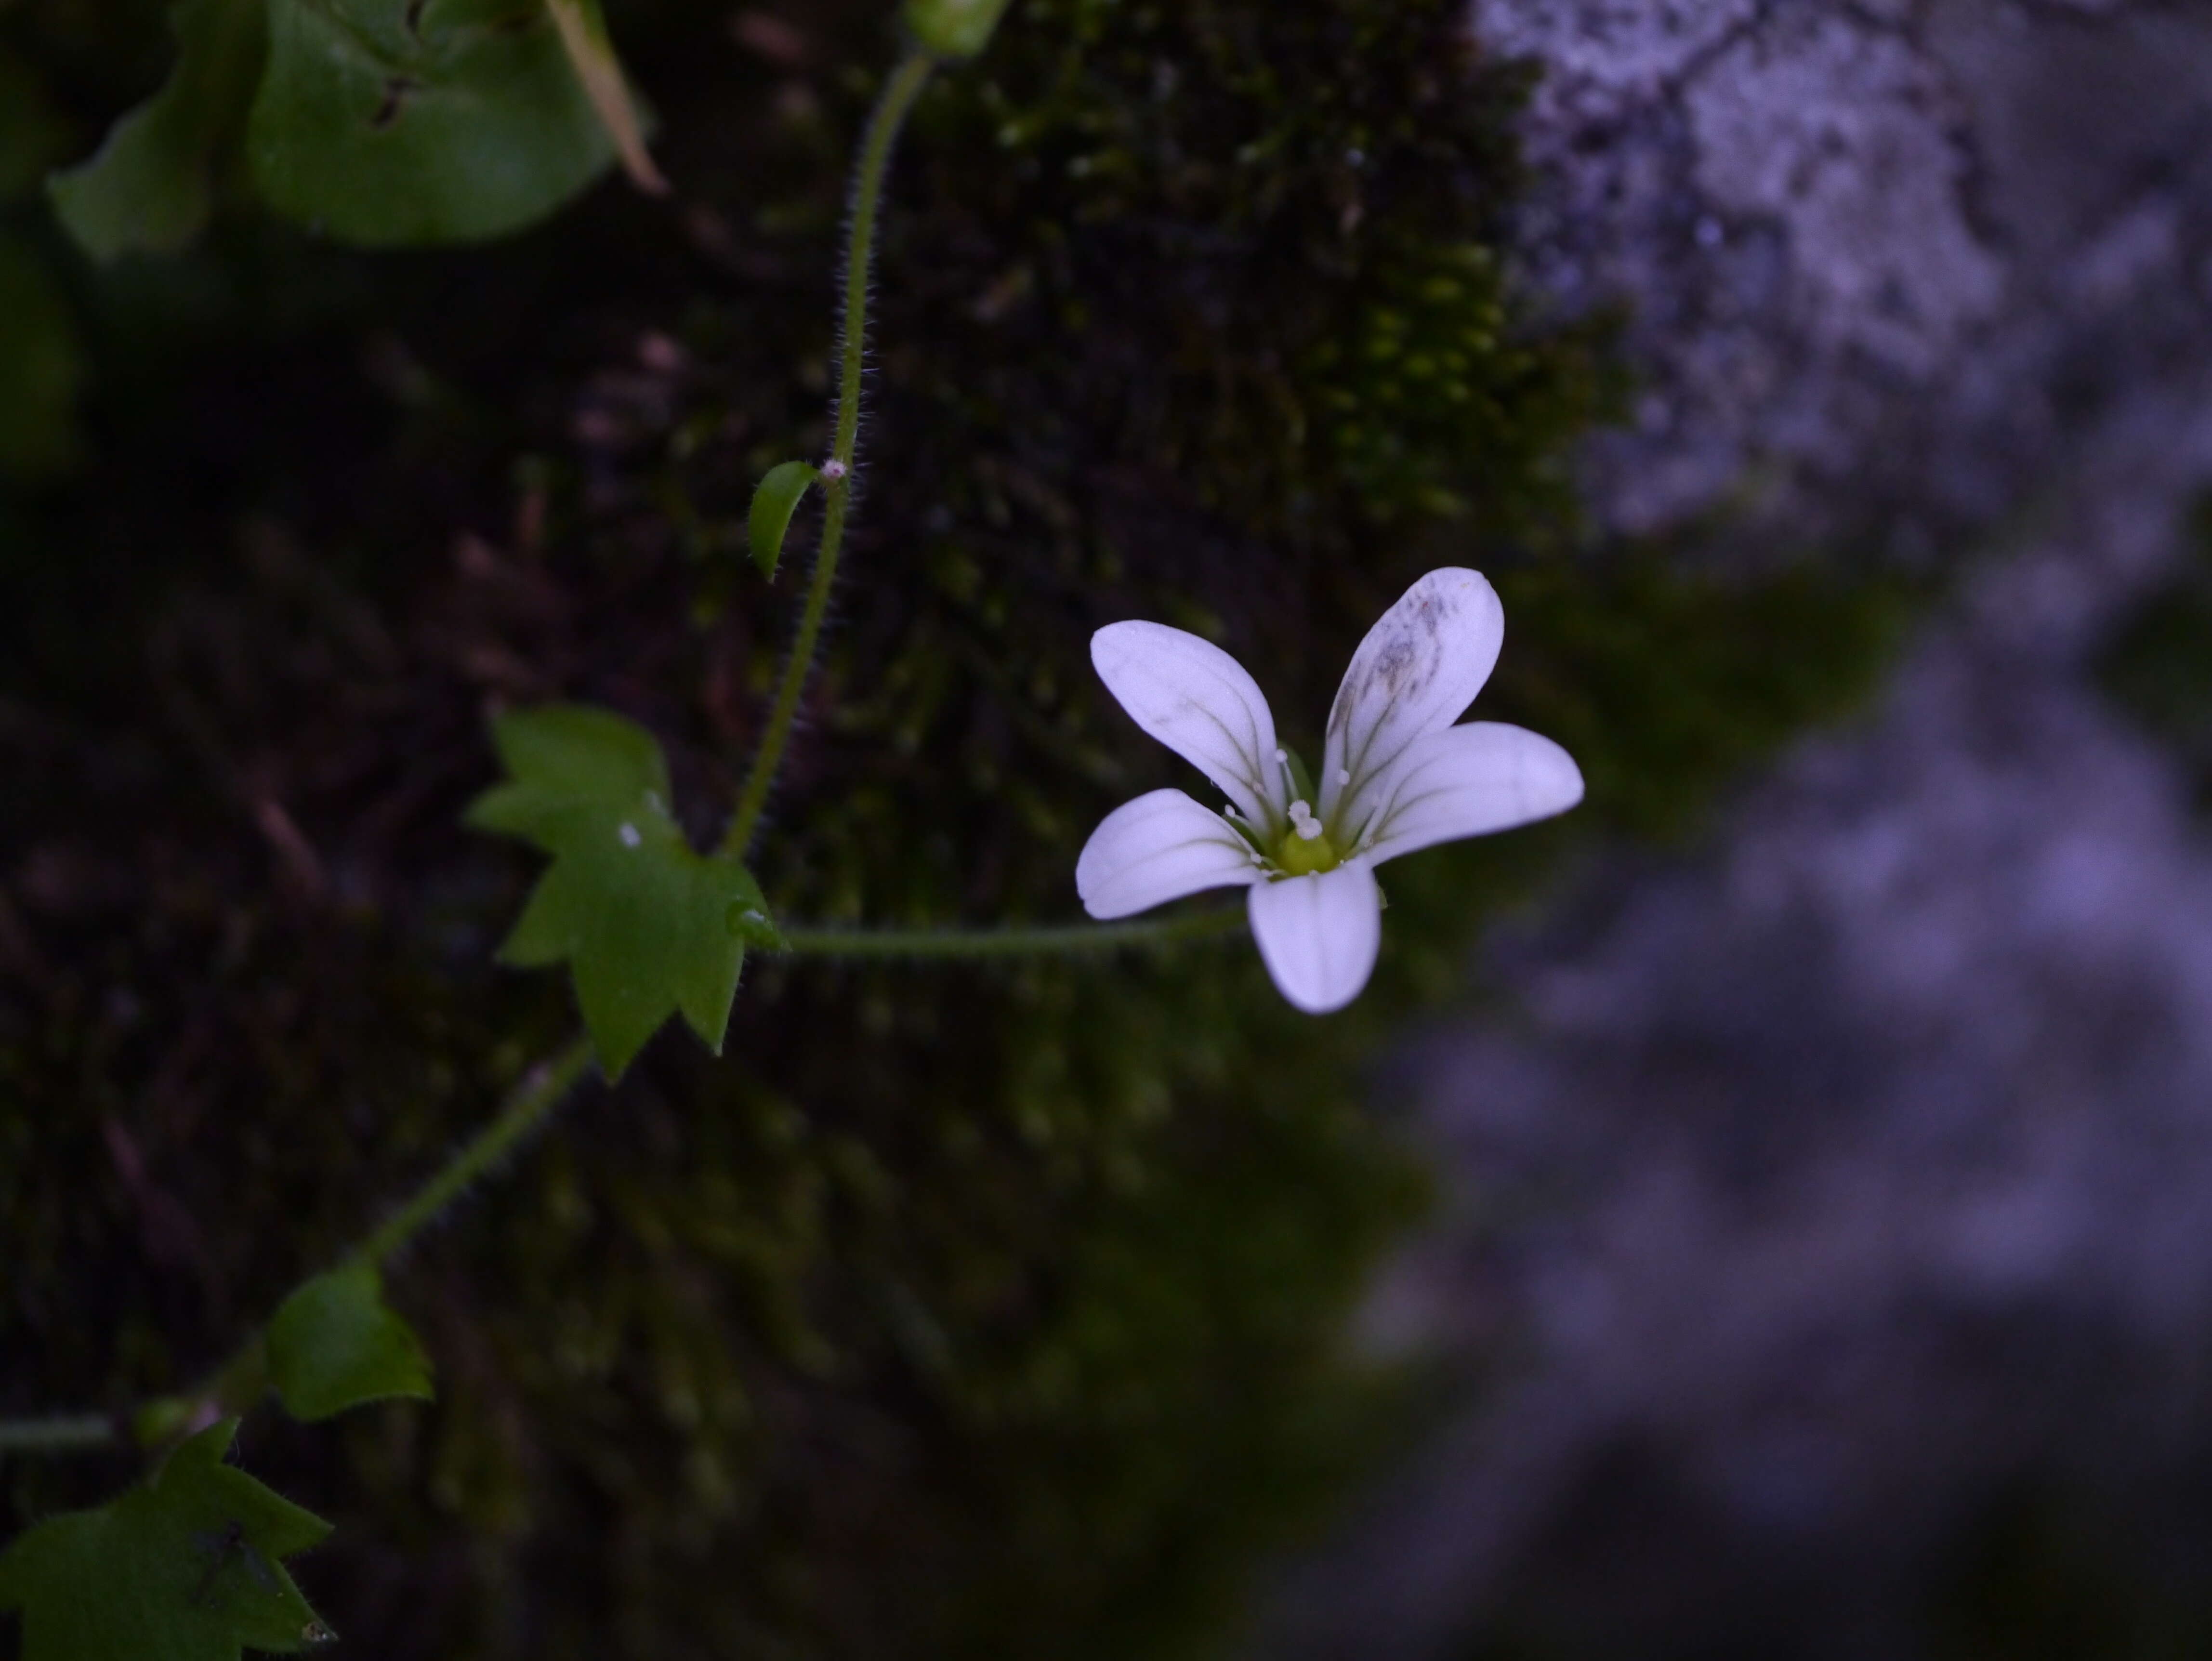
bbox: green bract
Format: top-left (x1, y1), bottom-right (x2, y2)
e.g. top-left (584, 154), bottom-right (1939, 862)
top-left (467, 704), bottom-right (781, 1078)
top-left (905, 0), bottom-right (1014, 58)
top-left (266, 1265), bottom-right (434, 1424)
top-left (0, 1420), bottom-right (334, 1661)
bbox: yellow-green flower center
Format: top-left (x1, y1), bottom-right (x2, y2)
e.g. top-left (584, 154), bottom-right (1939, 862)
top-left (1275, 821), bottom-right (1341, 876)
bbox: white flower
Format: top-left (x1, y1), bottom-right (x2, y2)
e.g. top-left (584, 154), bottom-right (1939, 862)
top-left (1076, 568), bottom-right (1584, 1014)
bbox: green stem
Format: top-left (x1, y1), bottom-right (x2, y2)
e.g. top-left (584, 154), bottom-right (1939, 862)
top-left (353, 1034), bottom-right (596, 1268)
top-left (0, 1415), bottom-right (116, 1455)
top-left (773, 907), bottom-right (1248, 960)
top-left (725, 50), bottom-right (937, 859)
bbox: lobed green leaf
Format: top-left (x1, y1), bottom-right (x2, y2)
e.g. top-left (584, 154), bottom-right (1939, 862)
top-left (467, 704), bottom-right (780, 1078)
top-left (266, 1265), bottom-right (434, 1423)
top-left (0, 1420), bottom-right (334, 1661)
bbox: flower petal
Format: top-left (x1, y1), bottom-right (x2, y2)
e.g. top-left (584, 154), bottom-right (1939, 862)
top-left (1320, 568), bottom-right (1503, 835)
top-left (1361, 722), bottom-right (1585, 866)
top-left (1093, 621), bottom-right (1282, 827)
top-left (1246, 860), bottom-right (1382, 1015)
top-left (1077, 788), bottom-right (1264, 919)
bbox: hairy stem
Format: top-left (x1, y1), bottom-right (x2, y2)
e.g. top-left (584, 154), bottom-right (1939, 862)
top-left (725, 50), bottom-right (937, 858)
top-left (354, 1034), bottom-right (596, 1268)
top-left (0, 1414), bottom-right (116, 1456)
top-left (773, 907), bottom-right (1248, 960)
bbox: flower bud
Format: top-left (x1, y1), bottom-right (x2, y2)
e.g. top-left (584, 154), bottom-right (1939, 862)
top-left (905, 0), bottom-right (1014, 57)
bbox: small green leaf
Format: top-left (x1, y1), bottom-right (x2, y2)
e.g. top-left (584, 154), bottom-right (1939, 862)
top-left (266, 1264), bottom-right (434, 1423)
top-left (0, 1419), bottom-right (335, 1661)
top-left (748, 461), bottom-right (819, 580)
top-left (45, 0), bottom-right (266, 261)
top-left (248, 0), bottom-right (616, 247)
top-left (467, 704), bottom-right (775, 1077)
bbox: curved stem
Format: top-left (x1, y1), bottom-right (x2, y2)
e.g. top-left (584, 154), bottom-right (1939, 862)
top-left (354, 1034), bottom-right (596, 1268)
top-left (725, 50), bottom-right (937, 859)
top-left (773, 907), bottom-right (1248, 960)
top-left (0, 1414), bottom-right (116, 1456)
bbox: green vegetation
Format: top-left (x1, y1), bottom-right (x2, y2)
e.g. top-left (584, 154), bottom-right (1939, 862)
top-left (2098, 494), bottom-right (2212, 811)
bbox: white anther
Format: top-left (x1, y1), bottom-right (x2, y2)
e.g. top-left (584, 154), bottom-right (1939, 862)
top-left (1337, 768), bottom-right (1351, 785)
top-left (618, 822), bottom-right (643, 848)
top-left (1288, 800), bottom-right (1324, 840)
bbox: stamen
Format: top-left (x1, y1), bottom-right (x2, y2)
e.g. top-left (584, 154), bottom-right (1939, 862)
top-left (1337, 767), bottom-right (1351, 785)
top-left (1288, 800), bottom-right (1324, 841)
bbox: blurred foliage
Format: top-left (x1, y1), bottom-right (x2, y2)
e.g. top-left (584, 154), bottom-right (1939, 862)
top-left (36, 0), bottom-right (622, 259)
top-left (0, 234), bottom-right (81, 481)
top-left (1451, 1459), bottom-right (2212, 1661)
top-left (0, 37), bottom-right (82, 484)
top-left (0, 1), bottom-right (1911, 1658)
top-left (45, 0), bottom-right (264, 261)
top-left (1492, 556), bottom-right (1917, 844)
top-left (2097, 492), bottom-right (2212, 811)
top-left (1922, 1473), bottom-right (2212, 1661)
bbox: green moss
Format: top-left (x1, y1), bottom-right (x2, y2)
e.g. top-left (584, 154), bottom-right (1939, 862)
top-left (0, 1), bottom-right (1916, 1658)
top-left (1491, 555), bottom-right (1920, 843)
